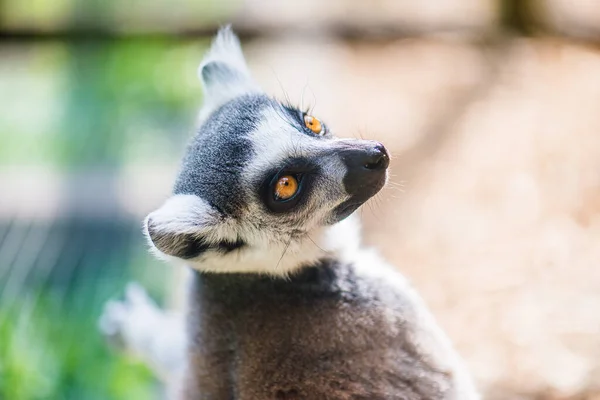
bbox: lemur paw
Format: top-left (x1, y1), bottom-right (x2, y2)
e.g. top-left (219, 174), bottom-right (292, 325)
top-left (99, 282), bottom-right (160, 352)
top-left (99, 282), bottom-right (186, 375)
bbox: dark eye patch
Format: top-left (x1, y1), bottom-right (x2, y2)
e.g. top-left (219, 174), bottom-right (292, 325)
top-left (259, 157), bottom-right (320, 213)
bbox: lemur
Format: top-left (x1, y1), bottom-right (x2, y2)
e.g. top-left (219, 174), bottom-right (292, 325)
top-left (100, 27), bottom-right (479, 400)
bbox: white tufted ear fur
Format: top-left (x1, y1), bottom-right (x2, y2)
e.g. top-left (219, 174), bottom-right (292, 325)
top-left (198, 26), bottom-right (260, 117)
top-left (143, 195), bottom-right (222, 261)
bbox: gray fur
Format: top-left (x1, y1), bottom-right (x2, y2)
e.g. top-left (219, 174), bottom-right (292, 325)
top-left (174, 94), bottom-right (271, 217)
top-left (185, 261), bottom-right (462, 399)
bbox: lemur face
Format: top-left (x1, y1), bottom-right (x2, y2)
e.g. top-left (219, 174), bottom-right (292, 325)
top-left (145, 28), bottom-right (389, 273)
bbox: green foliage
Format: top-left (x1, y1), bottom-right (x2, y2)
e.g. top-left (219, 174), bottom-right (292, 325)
top-left (0, 3), bottom-right (215, 398)
top-left (0, 39), bottom-right (208, 168)
top-left (0, 291), bottom-right (156, 400)
top-left (0, 220), bottom-right (172, 399)
top-left (1, 0), bottom-right (239, 32)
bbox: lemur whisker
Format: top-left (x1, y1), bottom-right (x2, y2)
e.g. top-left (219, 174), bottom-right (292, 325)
top-left (386, 181), bottom-right (405, 188)
top-left (306, 84), bottom-right (317, 116)
top-left (275, 234), bottom-right (293, 272)
top-left (300, 81), bottom-right (309, 112)
top-left (365, 199), bottom-right (384, 224)
top-left (272, 68), bottom-right (293, 107)
top-left (306, 233), bottom-right (330, 254)
top-left (356, 127), bottom-right (366, 141)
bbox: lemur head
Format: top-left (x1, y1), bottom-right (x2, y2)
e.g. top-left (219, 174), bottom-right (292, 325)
top-left (145, 27), bottom-right (389, 274)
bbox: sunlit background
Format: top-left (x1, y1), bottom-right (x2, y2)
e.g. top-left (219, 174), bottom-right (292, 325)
top-left (2, 0), bottom-right (600, 399)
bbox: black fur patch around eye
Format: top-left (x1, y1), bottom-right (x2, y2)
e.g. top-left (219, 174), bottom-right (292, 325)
top-left (259, 157), bottom-right (320, 213)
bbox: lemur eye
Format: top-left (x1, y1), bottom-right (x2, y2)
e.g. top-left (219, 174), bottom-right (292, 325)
top-left (274, 175), bottom-right (299, 201)
top-left (304, 115), bottom-right (324, 135)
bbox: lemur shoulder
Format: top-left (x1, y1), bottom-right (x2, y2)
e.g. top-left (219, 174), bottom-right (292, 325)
top-left (100, 27), bottom-right (479, 400)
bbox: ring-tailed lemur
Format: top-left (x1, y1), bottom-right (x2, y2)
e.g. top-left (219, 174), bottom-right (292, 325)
top-left (100, 27), bottom-right (479, 400)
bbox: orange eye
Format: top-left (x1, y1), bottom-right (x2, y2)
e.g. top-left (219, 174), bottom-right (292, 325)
top-left (304, 115), bottom-right (324, 135)
top-left (274, 175), bottom-right (299, 200)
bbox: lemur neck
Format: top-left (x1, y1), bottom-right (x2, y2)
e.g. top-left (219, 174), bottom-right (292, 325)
top-left (186, 216), bottom-right (362, 275)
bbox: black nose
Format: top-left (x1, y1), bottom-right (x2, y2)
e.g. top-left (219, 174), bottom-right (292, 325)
top-left (363, 143), bottom-right (390, 171)
top-left (339, 141), bottom-right (389, 202)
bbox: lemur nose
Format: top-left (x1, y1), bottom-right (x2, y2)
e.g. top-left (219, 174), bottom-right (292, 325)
top-left (339, 141), bottom-right (389, 202)
top-left (363, 143), bottom-right (390, 171)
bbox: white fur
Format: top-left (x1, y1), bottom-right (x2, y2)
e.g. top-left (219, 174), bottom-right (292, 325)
top-left (144, 194), bottom-right (219, 237)
top-left (99, 283), bottom-right (186, 379)
top-left (191, 214), bottom-right (362, 275)
top-left (247, 107), bottom-right (348, 181)
top-left (145, 193), bottom-right (363, 275)
top-left (143, 194), bottom-right (220, 264)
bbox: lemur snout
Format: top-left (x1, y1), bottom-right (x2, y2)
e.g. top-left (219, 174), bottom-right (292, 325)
top-left (328, 141), bottom-right (389, 222)
top-left (340, 141), bottom-right (389, 202)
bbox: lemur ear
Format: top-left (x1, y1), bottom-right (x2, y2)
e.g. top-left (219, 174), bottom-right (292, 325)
top-left (144, 195), bottom-right (222, 260)
top-left (198, 26), bottom-right (260, 113)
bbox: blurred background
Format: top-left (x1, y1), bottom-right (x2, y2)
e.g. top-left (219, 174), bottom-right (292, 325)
top-left (2, 0), bottom-right (600, 399)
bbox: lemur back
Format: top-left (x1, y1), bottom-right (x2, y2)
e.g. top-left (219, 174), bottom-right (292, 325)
top-left (100, 27), bottom-right (479, 400)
